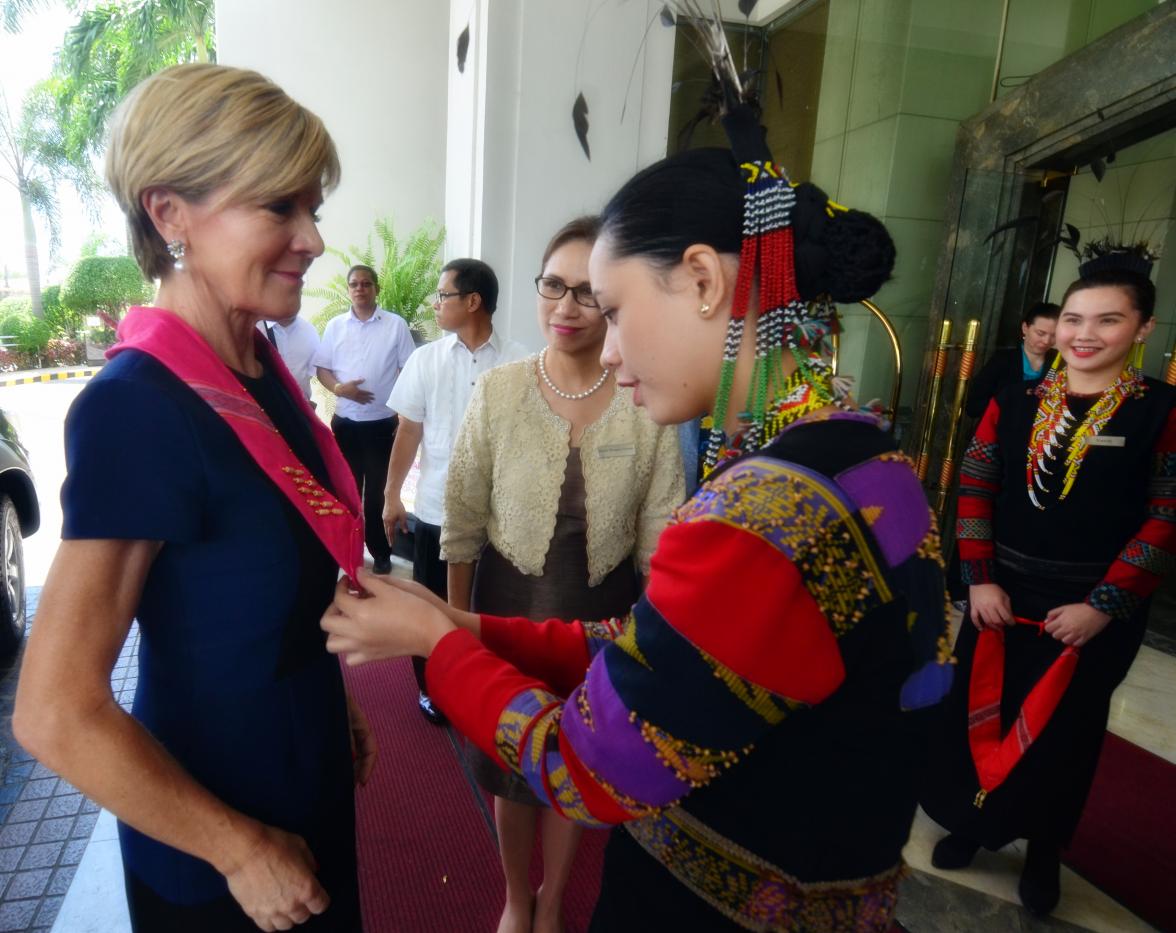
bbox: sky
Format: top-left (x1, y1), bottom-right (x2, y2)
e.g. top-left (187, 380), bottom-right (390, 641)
top-left (0, 1), bottom-right (128, 291)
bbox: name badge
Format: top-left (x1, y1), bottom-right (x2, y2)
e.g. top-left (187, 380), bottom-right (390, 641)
top-left (598, 443), bottom-right (637, 459)
top-left (1086, 435), bottom-right (1126, 448)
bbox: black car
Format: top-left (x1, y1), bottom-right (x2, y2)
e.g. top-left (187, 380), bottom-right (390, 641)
top-left (0, 410), bottom-right (38, 658)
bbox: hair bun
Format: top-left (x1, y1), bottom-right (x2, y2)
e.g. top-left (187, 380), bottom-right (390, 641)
top-left (791, 182), bottom-right (895, 303)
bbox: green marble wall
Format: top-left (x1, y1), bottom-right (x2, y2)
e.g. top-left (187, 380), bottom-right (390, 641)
top-left (801, 0), bottom-right (1164, 427)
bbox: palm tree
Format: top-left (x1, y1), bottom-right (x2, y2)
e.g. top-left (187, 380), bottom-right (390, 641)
top-left (0, 85), bottom-right (82, 317)
top-left (55, 0), bottom-right (215, 161)
top-left (1, 0), bottom-right (41, 33)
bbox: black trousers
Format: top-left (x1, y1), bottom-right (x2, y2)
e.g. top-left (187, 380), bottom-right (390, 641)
top-left (411, 519), bottom-right (447, 693)
top-left (331, 415), bottom-right (397, 563)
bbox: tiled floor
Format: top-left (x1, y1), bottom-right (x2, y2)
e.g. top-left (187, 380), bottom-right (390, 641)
top-left (0, 589), bottom-right (135, 932)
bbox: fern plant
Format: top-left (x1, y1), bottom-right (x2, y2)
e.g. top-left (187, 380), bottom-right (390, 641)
top-left (305, 217), bottom-right (446, 340)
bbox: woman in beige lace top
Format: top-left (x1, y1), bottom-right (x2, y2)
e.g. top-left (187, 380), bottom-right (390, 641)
top-left (441, 216), bottom-right (683, 933)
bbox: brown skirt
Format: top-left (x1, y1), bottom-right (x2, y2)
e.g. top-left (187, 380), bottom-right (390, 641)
top-left (466, 448), bottom-right (639, 804)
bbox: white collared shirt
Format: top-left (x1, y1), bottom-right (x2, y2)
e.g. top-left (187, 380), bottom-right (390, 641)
top-left (387, 329), bottom-right (528, 525)
top-left (314, 307), bottom-right (417, 421)
top-left (258, 316), bottom-right (320, 400)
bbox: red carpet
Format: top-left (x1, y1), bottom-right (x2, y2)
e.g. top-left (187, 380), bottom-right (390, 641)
top-left (1063, 732), bottom-right (1176, 932)
top-left (343, 658), bottom-right (605, 932)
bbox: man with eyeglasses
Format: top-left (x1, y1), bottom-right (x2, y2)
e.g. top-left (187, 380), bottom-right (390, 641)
top-left (383, 258), bottom-right (527, 724)
top-left (315, 263), bottom-right (416, 576)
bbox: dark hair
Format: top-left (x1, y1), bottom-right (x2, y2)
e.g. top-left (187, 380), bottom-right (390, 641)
top-left (1021, 301), bottom-right (1059, 326)
top-left (1061, 269), bottom-right (1156, 322)
top-left (599, 148), bottom-right (894, 303)
top-left (541, 215), bottom-right (600, 270)
top-left (441, 258), bottom-right (499, 314)
top-left (347, 264), bottom-right (378, 288)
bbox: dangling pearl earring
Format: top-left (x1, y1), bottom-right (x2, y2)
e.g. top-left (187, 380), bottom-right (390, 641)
top-left (167, 239), bottom-right (186, 272)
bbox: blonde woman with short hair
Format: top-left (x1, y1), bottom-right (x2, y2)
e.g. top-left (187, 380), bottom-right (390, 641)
top-left (14, 64), bottom-right (373, 932)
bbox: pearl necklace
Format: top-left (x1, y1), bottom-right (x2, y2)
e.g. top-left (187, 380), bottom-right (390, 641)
top-left (538, 348), bottom-right (611, 400)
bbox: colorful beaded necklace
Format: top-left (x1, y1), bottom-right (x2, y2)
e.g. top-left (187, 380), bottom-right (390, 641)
top-left (701, 161), bottom-right (842, 479)
top-left (1025, 360), bottom-right (1146, 509)
top-left (704, 352), bottom-right (836, 476)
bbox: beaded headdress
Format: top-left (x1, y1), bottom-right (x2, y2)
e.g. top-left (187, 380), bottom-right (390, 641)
top-left (1075, 236), bottom-right (1159, 280)
top-left (691, 52), bottom-right (895, 477)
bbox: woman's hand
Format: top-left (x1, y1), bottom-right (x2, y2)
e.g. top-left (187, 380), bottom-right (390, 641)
top-left (346, 694), bottom-right (377, 787)
top-left (969, 583), bottom-right (1013, 630)
top-left (321, 573), bottom-right (458, 665)
top-left (223, 823), bottom-right (329, 932)
top-left (1043, 603), bottom-right (1111, 647)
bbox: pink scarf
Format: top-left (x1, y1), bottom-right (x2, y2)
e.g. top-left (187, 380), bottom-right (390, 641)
top-left (109, 306), bottom-right (363, 580)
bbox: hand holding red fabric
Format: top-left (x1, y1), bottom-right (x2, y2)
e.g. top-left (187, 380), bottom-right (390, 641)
top-left (321, 573), bottom-right (459, 664)
top-left (969, 582), bottom-right (1013, 630)
top-left (1043, 602), bottom-right (1111, 647)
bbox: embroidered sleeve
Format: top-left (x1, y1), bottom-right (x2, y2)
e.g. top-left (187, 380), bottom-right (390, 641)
top-left (440, 376), bottom-right (493, 564)
top-left (427, 462), bottom-right (853, 827)
top-left (479, 614), bottom-right (626, 697)
top-left (634, 424), bottom-right (686, 574)
top-left (957, 398), bottom-right (1002, 585)
top-left (1087, 406), bottom-right (1176, 621)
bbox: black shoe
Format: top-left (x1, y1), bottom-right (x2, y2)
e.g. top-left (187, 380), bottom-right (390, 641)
top-left (931, 834), bottom-right (981, 870)
top-left (418, 692), bottom-right (446, 726)
top-left (1019, 840), bottom-right (1061, 917)
top-left (372, 557), bottom-right (393, 575)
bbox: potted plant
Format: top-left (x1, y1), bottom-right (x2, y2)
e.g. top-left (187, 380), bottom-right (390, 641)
top-left (306, 217), bottom-right (446, 344)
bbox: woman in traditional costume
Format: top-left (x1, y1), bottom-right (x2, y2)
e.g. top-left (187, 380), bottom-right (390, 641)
top-left (922, 244), bottom-right (1175, 917)
top-left (321, 25), bottom-right (954, 925)
top-left (14, 64), bottom-right (372, 932)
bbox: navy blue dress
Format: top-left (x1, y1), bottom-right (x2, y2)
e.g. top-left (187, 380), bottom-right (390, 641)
top-left (61, 349), bottom-right (360, 931)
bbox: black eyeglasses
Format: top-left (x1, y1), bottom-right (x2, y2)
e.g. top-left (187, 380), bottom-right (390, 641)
top-left (535, 276), bottom-right (599, 309)
top-left (434, 290), bottom-right (471, 304)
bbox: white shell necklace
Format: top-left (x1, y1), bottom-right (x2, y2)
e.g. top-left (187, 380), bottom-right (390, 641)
top-left (538, 348), bottom-right (611, 400)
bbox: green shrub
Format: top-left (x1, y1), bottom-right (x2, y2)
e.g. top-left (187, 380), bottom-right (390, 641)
top-left (0, 311), bottom-right (53, 354)
top-left (61, 256), bottom-right (153, 321)
top-left (305, 217), bottom-right (445, 339)
top-left (40, 285), bottom-right (84, 336)
top-left (0, 297), bottom-right (33, 321)
top-left (0, 310), bottom-right (31, 339)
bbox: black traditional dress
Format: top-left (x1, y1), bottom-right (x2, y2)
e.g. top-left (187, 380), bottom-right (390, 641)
top-left (427, 413), bottom-right (953, 931)
top-left (923, 374), bottom-right (1176, 847)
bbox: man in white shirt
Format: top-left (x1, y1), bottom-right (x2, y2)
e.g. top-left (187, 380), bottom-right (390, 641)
top-left (384, 258), bottom-right (527, 724)
top-left (260, 313), bottom-right (320, 401)
top-left (315, 264), bottom-right (417, 574)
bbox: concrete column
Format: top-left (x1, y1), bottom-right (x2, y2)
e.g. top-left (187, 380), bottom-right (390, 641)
top-left (215, 0), bottom-right (450, 301)
top-left (446, 0), bottom-right (675, 348)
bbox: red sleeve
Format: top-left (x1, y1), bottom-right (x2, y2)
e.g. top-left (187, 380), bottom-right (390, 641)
top-left (957, 397), bottom-right (1002, 584)
top-left (426, 512), bottom-right (847, 827)
top-left (1087, 406), bottom-right (1176, 620)
top-left (478, 614), bottom-right (598, 697)
top-left (426, 628), bottom-right (547, 757)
